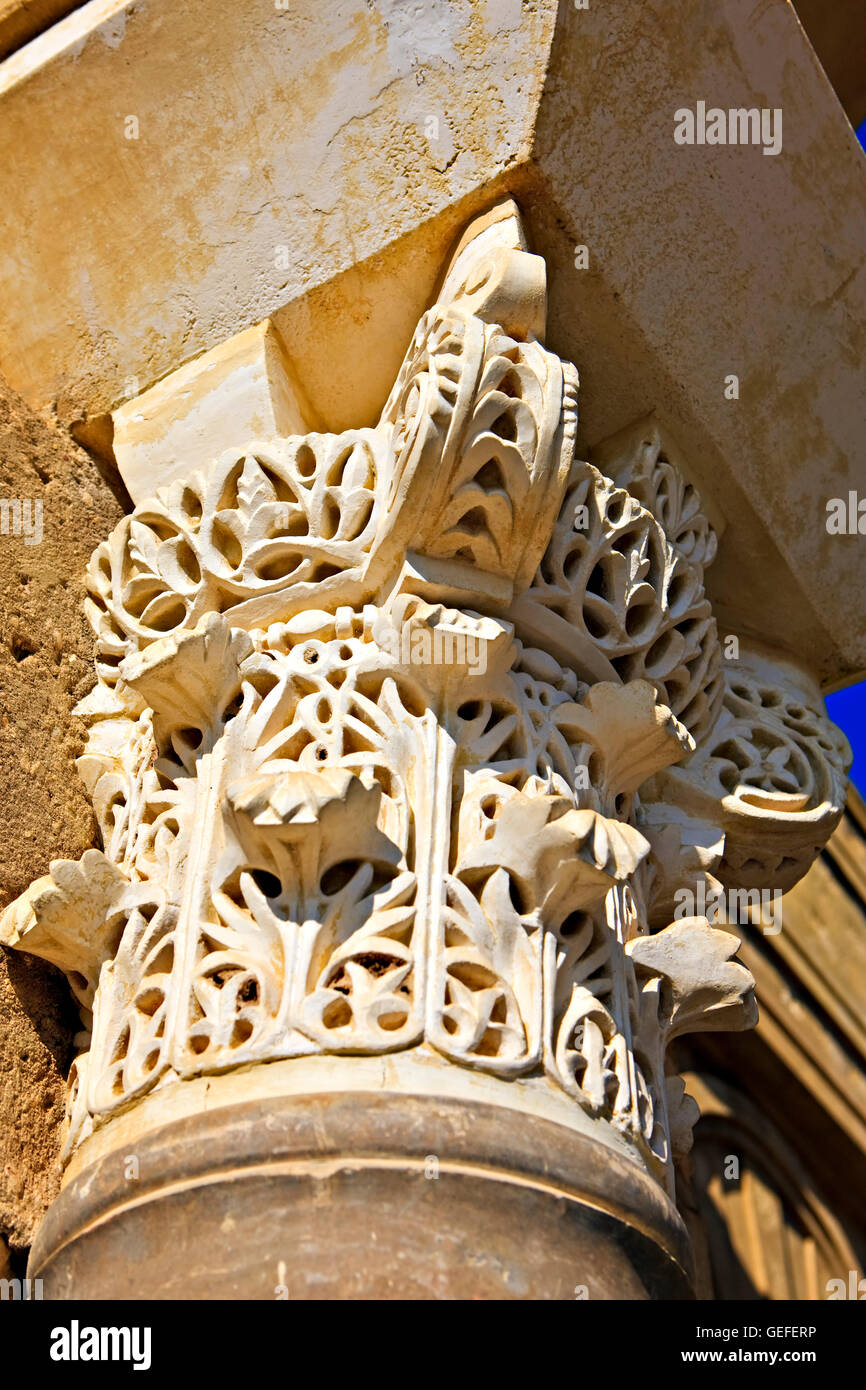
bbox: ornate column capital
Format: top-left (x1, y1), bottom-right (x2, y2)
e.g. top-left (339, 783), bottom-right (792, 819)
top-left (2, 199), bottom-right (850, 1297)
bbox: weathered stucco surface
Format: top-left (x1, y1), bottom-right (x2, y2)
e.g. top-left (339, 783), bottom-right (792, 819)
top-left (0, 0), bottom-right (554, 424)
top-left (530, 0), bottom-right (866, 691)
top-left (0, 375), bottom-right (123, 1252)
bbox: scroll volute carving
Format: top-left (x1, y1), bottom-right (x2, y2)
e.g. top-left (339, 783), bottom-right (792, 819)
top-left (0, 197), bottom-right (848, 1194)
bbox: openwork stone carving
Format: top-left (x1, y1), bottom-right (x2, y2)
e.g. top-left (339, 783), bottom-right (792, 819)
top-left (0, 199), bottom-right (850, 1199)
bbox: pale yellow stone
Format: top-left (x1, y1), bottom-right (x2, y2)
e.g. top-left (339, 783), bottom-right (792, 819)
top-left (112, 321), bottom-right (311, 504)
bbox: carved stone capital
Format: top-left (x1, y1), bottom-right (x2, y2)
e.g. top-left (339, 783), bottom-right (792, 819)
top-left (1, 199), bottom-right (850, 1295)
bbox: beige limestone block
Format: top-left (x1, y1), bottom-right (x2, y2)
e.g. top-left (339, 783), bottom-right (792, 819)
top-left (0, 0), bottom-right (81, 61)
top-left (0, 0), bottom-right (552, 425)
top-left (112, 321), bottom-right (312, 504)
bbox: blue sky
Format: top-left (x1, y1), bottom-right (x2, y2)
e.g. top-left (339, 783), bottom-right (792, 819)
top-left (823, 116), bottom-right (866, 792)
top-left (826, 684), bottom-right (865, 793)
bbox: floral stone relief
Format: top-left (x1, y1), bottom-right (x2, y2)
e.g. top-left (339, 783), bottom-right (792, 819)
top-left (0, 199), bottom-right (850, 1199)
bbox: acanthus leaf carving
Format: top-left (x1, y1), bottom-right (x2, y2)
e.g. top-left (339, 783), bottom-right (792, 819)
top-left (0, 849), bottom-right (128, 1014)
top-left (627, 917), bottom-right (758, 1043)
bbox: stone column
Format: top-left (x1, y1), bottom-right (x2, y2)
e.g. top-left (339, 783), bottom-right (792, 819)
top-left (0, 202), bottom-right (849, 1300)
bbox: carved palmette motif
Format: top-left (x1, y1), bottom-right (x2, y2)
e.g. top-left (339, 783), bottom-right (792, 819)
top-left (0, 201), bottom-right (849, 1193)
